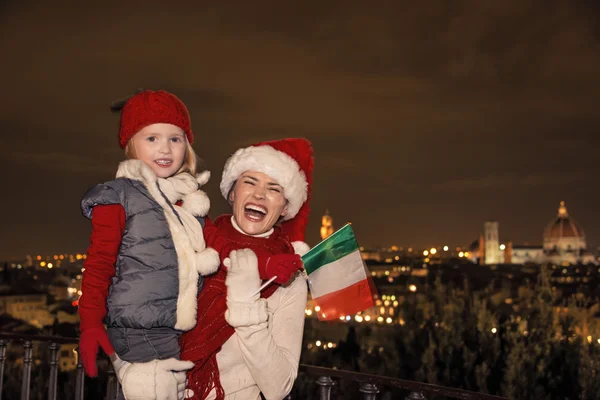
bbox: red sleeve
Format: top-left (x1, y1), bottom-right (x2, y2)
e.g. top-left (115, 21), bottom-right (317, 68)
top-left (203, 217), bottom-right (269, 279)
top-left (78, 204), bottom-right (125, 331)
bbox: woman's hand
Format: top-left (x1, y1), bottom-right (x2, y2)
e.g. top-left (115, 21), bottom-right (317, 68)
top-left (224, 249), bottom-right (261, 302)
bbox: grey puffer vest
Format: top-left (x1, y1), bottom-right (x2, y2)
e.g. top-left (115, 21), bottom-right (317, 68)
top-left (81, 178), bottom-right (204, 330)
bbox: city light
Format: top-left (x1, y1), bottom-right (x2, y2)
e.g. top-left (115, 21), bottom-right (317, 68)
top-left (365, 315), bottom-right (371, 321)
top-left (40, 262), bottom-right (46, 267)
top-left (491, 327), bottom-right (497, 334)
top-left (443, 246), bottom-right (449, 251)
top-left (458, 252), bottom-right (464, 258)
top-left (316, 340), bottom-right (321, 347)
top-left (500, 244), bottom-right (506, 250)
top-left (355, 315), bottom-right (363, 322)
top-left (386, 317), bottom-right (392, 324)
top-left (423, 250), bottom-right (429, 256)
top-left (430, 248), bottom-right (437, 255)
top-left (314, 306), bottom-right (321, 312)
top-left (409, 284), bottom-right (417, 292)
top-left (47, 263), bottom-right (53, 269)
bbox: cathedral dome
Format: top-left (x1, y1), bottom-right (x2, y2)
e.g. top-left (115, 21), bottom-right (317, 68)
top-left (543, 201), bottom-right (585, 240)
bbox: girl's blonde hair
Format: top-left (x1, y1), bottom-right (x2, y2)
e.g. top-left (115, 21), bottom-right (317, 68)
top-left (124, 139), bottom-right (200, 176)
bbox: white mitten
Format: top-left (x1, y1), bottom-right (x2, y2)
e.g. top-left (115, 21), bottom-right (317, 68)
top-left (111, 354), bottom-right (193, 400)
top-left (224, 249), bottom-right (268, 327)
top-left (195, 247), bottom-right (220, 276)
top-left (224, 249), bottom-right (261, 302)
top-left (154, 358), bottom-right (194, 400)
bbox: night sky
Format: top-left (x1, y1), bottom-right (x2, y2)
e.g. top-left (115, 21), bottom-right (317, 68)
top-left (2, 1), bottom-right (600, 260)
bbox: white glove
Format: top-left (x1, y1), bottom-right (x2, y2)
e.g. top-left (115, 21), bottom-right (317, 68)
top-left (224, 249), bottom-right (261, 303)
top-left (195, 247), bottom-right (220, 276)
top-left (224, 249), bottom-right (269, 327)
top-left (155, 359), bottom-right (192, 400)
top-left (111, 354), bottom-right (193, 400)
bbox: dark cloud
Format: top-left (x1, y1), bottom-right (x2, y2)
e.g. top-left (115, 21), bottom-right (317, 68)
top-left (1, 0), bottom-right (599, 258)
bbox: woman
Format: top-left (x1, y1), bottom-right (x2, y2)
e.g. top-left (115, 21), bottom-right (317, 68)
top-left (180, 138), bottom-right (314, 400)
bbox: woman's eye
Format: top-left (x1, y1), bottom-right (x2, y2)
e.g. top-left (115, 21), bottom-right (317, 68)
top-left (243, 180), bottom-right (255, 185)
top-left (269, 187), bottom-right (281, 193)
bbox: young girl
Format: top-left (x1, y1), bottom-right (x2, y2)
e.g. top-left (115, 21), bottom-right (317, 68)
top-left (78, 90), bottom-right (220, 399)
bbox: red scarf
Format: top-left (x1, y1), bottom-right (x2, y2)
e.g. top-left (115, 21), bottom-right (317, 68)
top-left (179, 215), bottom-right (294, 399)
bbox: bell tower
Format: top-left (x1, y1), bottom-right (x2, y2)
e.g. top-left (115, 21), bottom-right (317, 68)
top-left (320, 210), bottom-right (334, 240)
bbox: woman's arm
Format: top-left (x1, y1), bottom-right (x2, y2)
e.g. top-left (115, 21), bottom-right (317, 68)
top-left (224, 249), bottom-right (307, 400)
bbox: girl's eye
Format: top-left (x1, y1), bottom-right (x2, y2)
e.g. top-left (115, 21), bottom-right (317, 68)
top-left (243, 180), bottom-right (255, 185)
top-left (269, 187), bottom-right (281, 193)
top-left (146, 136), bottom-right (156, 142)
top-left (171, 137), bottom-right (182, 143)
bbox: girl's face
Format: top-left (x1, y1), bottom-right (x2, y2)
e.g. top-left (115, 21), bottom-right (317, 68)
top-left (229, 171), bottom-right (289, 236)
top-left (129, 123), bottom-right (187, 178)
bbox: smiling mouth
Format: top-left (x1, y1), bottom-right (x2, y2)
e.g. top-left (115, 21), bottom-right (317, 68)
top-left (244, 204), bottom-right (267, 221)
top-left (155, 159), bottom-right (173, 167)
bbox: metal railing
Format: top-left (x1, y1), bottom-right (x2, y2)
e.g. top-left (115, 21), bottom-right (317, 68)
top-left (0, 332), bottom-right (507, 400)
top-left (297, 364), bottom-right (508, 400)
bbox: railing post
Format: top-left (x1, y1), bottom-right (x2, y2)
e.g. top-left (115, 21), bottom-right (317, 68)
top-left (74, 347), bottom-right (85, 400)
top-left (315, 376), bottom-right (335, 400)
top-left (359, 382), bottom-right (379, 400)
top-left (20, 340), bottom-right (33, 400)
top-left (0, 339), bottom-right (7, 400)
top-left (406, 392), bottom-right (427, 400)
top-left (47, 343), bottom-right (59, 400)
top-left (105, 363), bottom-right (119, 400)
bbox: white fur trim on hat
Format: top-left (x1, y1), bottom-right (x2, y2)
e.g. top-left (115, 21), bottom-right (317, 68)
top-left (220, 145), bottom-right (308, 220)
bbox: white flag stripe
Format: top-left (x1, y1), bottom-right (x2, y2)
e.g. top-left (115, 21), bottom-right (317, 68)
top-left (307, 249), bottom-right (367, 299)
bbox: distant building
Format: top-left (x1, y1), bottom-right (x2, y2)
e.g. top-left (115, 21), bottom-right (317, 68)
top-left (484, 221), bottom-right (500, 264)
top-left (0, 292), bottom-right (54, 328)
top-left (320, 210), bottom-right (334, 240)
top-left (473, 201), bottom-right (597, 266)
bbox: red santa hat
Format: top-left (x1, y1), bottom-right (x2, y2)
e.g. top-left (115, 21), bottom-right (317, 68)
top-left (220, 138), bottom-right (314, 255)
top-left (115, 90), bottom-right (193, 148)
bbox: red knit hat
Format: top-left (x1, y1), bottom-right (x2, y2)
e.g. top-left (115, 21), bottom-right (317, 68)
top-left (220, 138), bottom-right (314, 254)
top-left (117, 90), bottom-right (193, 148)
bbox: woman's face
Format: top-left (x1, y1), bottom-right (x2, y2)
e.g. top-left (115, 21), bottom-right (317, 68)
top-left (230, 170), bottom-right (289, 236)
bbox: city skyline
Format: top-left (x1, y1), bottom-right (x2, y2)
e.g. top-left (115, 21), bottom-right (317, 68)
top-left (2, 1), bottom-right (600, 259)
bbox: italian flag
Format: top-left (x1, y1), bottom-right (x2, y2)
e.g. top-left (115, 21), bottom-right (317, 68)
top-left (302, 224), bottom-right (375, 321)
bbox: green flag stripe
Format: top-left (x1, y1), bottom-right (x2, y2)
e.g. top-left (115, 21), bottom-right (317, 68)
top-left (302, 224), bottom-right (359, 275)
